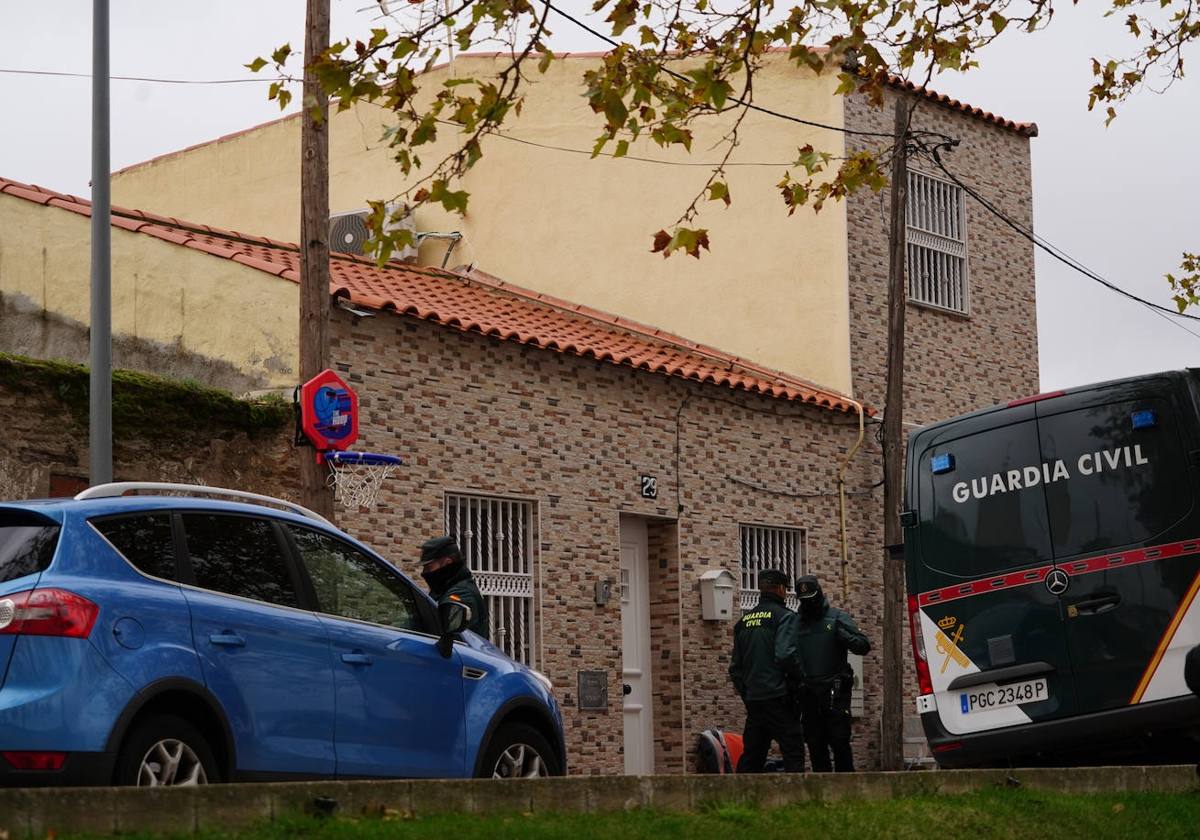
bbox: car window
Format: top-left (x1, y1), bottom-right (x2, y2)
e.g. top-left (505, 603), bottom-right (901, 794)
top-left (1039, 397), bottom-right (1190, 557)
top-left (182, 514), bottom-right (299, 608)
top-left (93, 514), bottom-right (177, 580)
top-left (288, 526), bottom-right (421, 632)
top-left (0, 513), bottom-right (59, 585)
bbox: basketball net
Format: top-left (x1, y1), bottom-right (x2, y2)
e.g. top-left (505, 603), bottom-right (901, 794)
top-left (325, 456), bottom-right (399, 510)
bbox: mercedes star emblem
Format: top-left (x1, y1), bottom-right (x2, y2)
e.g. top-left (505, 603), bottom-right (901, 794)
top-left (1045, 568), bottom-right (1070, 596)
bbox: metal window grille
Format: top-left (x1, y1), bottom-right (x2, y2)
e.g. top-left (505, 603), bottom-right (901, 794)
top-left (444, 493), bottom-right (535, 665)
top-left (906, 170), bottom-right (968, 314)
top-left (739, 524), bottom-right (807, 612)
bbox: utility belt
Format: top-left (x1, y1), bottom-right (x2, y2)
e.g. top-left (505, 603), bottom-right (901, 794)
top-left (802, 668), bottom-right (854, 711)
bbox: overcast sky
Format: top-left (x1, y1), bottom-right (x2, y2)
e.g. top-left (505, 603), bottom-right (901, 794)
top-left (1, 1), bottom-right (1197, 393)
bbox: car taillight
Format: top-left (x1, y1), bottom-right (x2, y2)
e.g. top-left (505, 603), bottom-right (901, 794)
top-left (3, 751), bottom-right (67, 771)
top-left (0, 589), bottom-right (98, 638)
top-left (908, 595), bottom-right (933, 696)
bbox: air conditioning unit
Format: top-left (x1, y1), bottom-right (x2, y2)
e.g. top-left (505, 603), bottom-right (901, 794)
top-left (328, 203), bottom-right (418, 262)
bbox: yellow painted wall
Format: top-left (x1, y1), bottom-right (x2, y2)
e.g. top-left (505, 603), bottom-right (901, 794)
top-left (0, 193), bottom-right (299, 387)
top-left (112, 54), bottom-right (852, 393)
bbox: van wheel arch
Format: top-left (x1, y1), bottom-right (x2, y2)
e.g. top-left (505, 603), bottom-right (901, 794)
top-left (107, 679), bottom-right (236, 783)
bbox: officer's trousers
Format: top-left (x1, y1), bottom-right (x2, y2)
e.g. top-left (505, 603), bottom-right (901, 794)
top-left (802, 693), bottom-right (854, 772)
top-left (736, 697), bottom-right (805, 773)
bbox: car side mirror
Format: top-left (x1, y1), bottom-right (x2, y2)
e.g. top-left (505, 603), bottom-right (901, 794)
top-left (436, 600), bottom-right (472, 658)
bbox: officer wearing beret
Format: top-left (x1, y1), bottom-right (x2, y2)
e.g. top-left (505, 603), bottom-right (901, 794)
top-left (728, 568), bottom-right (806, 773)
top-left (420, 536), bottom-right (489, 638)
top-left (794, 574), bottom-right (870, 772)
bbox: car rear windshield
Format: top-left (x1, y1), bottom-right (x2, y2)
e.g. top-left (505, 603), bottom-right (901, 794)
top-left (0, 512), bottom-right (61, 585)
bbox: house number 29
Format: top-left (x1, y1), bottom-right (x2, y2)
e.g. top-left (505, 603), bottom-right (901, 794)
top-left (639, 475), bottom-right (658, 499)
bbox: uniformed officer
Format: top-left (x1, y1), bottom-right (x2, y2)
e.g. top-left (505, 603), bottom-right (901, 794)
top-left (794, 574), bottom-right (870, 772)
top-left (419, 536), bottom-right (490, 638)
top-left (728, 568), bottom-right (806, 773)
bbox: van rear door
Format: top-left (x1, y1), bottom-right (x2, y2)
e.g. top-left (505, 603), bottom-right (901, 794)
top-left (1036, 376), bottom-right (1200, 712)
top-left (909, 403), bottom-right (1076, 735)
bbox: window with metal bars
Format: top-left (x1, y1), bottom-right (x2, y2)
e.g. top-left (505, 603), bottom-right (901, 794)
top-left (906, 170), bottom-right (968, 314)
top-left (444, 493), bottom-right (535, 665)
top-left (739, 524), bottom-right (807, 612)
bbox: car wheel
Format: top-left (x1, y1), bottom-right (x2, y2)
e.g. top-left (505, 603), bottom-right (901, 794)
top-left (479, 722), bottom-right (561, 779)
top-left (114, 714), bottom-right (219, 787)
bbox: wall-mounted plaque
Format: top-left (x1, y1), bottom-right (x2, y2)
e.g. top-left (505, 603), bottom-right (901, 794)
top-left (577, 670), bottom-right (609, 710)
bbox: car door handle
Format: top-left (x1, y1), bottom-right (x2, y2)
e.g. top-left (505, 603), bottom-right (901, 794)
top-left (340, 652), bottom-right (374, 666)
top-left (208, 633), bottom-right (246, 648)
top-left (1068, 593), bottom-right (1122, 617)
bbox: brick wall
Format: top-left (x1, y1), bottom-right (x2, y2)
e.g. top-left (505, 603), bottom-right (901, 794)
top-left (844, 89), bottom-right (1040, 762)
top-left (331, 309), bottom-right (881, 773)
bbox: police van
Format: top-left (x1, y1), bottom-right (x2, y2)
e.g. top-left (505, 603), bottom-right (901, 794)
top-left (904, 371), bottom-right (1200, 766)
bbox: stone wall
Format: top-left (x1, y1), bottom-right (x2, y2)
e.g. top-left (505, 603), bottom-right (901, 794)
top-left (0, 354), bottom-right (295, 500)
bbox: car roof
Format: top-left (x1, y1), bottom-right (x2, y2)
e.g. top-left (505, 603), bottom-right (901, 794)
top-left (0, 494), bottom-right (341, 535)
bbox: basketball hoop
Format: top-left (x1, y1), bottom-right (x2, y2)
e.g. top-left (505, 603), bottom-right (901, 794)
top-left (325, 451), bottom-right (403, 510)
top-left (295, 369), bottom-right (404, 510)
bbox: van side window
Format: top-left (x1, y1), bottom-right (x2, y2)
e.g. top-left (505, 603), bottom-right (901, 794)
top-left (1040, 398), bottom-right (1189, 557)
top-left (93, 514), bottom-right (177, 581)
top-left (182, 514), bottom-right (299, 608)
top-left (920, 420), bottom-right (1053, 578)
top-left (288, 526), bottom-right (422, 632)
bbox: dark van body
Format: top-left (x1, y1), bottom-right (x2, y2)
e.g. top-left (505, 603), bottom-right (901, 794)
top-left (904, 371), bottom-right (1200, 767)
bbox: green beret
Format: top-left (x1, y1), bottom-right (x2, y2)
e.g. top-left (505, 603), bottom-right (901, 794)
top-left (420, 536), bottom-right (461, 565)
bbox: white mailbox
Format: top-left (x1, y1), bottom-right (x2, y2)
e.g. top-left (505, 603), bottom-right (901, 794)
top-left (699, 569), bottom-right (736, 621)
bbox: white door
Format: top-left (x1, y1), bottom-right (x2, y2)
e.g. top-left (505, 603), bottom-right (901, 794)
top-left (619, 516), bottom-right (654, 775)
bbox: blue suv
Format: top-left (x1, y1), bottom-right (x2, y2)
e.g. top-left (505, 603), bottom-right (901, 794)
top-left (0, 483), bottom-right (564, 786)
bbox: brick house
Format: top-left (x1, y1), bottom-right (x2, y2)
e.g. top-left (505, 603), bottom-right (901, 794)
top-left (0, 179), bottom-right (879, 773)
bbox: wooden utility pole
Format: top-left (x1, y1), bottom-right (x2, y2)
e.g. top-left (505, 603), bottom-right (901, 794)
top-left (299, 0), bottom-right (335, 519)
top-left (880, 96), bottom-right (910, 772)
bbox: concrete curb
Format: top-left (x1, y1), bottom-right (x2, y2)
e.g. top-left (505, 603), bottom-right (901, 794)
top-left (1, 766), bottom-right (1197, 837)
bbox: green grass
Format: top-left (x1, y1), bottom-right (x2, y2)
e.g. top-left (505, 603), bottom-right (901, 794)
top-left (72, 788), bottom-right (1200, 840)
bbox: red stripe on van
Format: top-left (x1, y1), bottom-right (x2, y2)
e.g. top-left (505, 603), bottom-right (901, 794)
top-left (916, 537), bottom-right (1200, 607)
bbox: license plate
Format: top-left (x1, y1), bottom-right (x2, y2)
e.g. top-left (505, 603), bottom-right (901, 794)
top-left (960, 677), bottom-right (1048, 713)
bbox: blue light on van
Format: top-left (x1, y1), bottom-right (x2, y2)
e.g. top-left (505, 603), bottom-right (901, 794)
top-left (1131, 410), bottom-right (1158, 430)
top-left (931, 453), bottom-right (955, 474)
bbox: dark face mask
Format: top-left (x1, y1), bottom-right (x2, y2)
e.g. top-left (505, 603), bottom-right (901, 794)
top-left (800, 595), bottom-right (824, 620)
top-left (421, 559), bottom-right (463, 593)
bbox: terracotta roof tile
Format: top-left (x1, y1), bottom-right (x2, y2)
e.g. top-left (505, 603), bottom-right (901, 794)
top-left (885, 75), bottom-right (1038, 137)
top-left (0, 176), bottom-right (867, 416)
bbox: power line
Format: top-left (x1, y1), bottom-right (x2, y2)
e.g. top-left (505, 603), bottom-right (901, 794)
top-left (538, 0), bottom-right (901, 140)
top-left (0, 68), bottom-right (289, 85)
top-left (489, 129), bottom-right (835, 166)
top-left (921, 145), bottom-right (1200, 325)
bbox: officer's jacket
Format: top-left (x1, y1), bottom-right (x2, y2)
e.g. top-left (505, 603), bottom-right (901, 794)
top-left (728, 592), bottom-right (803, 702)
top-left (796, 597), bottom-right (870, 684)
top-left (432, 566), bottom-right (490, 638)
